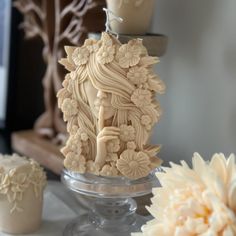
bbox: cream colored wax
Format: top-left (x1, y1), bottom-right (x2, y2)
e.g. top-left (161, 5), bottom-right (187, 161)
top-left (0, 154), bottom-right (46, 234)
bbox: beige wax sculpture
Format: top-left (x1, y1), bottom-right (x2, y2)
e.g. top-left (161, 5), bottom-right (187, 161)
top-left (58, 32), bottom-right (165, 180)
top-left (0, 154), bottom-right (46, 234)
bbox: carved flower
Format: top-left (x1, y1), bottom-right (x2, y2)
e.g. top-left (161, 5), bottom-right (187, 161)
top-left (141, 115), bottom-right (152, 125)
top-left (106, 138), bottom-right (120, 153)
top-left (141, 115), bottom-right (152, 130)
top-left (127, 66), bottom-right (148, 86)
top-left (59, 46), bottom-right (77, 71)
top-left (70, 70), bottom-right (77, 80)
top-left (148, 75), bottom-right (166, 94)
top-left (0, 173), bottom-right (10, 194)
top-left (117, 150), bottom-right (151, 179)
top-left (100, 32), bottom-right (113, 46)
top-left (29, 169), bottom-right (46, 197)
top-left (116, 40), bottom-right (142, 68)
top-left (133, 153), bottom-right (236, 236)
top-left (86, 161), bottom-right (100, 175)
top-left (97, 46), bottom-right (115, 64)
top-left (64, 152), bottom-right (86, 173)
top-left (106, 153), bottom-right (119, 162)
top-left (62, 133), bottom-right (82, 156)
top-left (84, 38), bottom-right (100, 53)
top-left (10, 173), bottom-right (28, 193)
top-left (120, 125), bottom-right (135, 142)
top-left (61, 98), bottom-right (78, 121)
top-left (29, 164), bottom-right (46, 183)
top-left (72, 47), bottom-right (89, 66)
top-left (131, 89), bottom-right (152, 107)
top-left (127, 141), bottom-right (136, 150)
top-left (80, 132), bottom-right (89, 142)
top-left (70, 125), bottom-right (79, 135)
top-left (100, 164), bottom-right (118, 177)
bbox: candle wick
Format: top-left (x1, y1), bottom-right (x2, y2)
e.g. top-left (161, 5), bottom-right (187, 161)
top-left (103, 8), bottom-right (123, 38)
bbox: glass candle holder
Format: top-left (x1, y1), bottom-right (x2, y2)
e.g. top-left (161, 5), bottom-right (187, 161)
top-left (61, 169), bottom-right (159, 236)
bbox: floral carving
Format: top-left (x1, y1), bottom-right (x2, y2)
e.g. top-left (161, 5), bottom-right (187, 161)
top-left (80, 132), bottom-right (89, 142)
top-left (59, 46), bottom-right (77, 71)
top-left (106, 138), bottom-right (120, 153)
top-left (127, 141), bottom-right (136, 150)
top-left (133, 153), bottom-right (236, 236)
top-left (100, 32), bottom-right (113, 46)
top-left (147, 75), bottom-right (166, 94)
top-left (141, 115), bottom-right (152, 130)
top-left (61, 133), bottom-right (82, 157)
top-left (0, 154), bottom-right (46, 213)
top-left (0, 173), bottom-right (10, 194)
top-left (141, 115), bottom-right (151, 125)
top-left (117, 150), bottom-right (151, 179)
top-left (86, 161), bottom-right (100, 175)
top-left (131, 89), bottom-right (152, 107)
top-left (120, 125), bottom-right (135, 142)
top-left (127, 66), bottom-right (148, 86)
top-left (138, 56), bottom-right (159, 67)
top-left (116, 40), bottom-right (142, 68)
top-left (70, 70), bottom-right (78, 80)
top-left (97, 46), bottom-right (115, 64)
top-left (64, 152), bottom-right (86, 173)
top-left (100, 164), bottom-right (118, 177)
top-left (84, 39), bottom-right (100, 53)
top-left (72, 47), bottom-right (90, 66)
top-left (29, 167), bottom-right (47, 197)
top-left (70, 125), bottom-right (79, 135)
top-left (61, 98), bottom-right (78, 121)
top-left (106, 153), bottom-right (119, 162)
top-left (7, 171), bottom-right (29, 207)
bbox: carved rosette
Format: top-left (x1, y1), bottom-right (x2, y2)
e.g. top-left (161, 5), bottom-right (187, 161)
top-left (58, 32), bottom-right (165, 179)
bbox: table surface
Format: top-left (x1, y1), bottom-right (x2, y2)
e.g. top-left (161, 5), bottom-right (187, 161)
top-left (1, 181), bottom-right (88, 236)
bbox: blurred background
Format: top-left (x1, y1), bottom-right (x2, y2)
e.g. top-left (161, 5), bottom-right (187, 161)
top-left (152, 0), bottom-right (236, 164)
top-left (0, 0), bottom-right (236, 168)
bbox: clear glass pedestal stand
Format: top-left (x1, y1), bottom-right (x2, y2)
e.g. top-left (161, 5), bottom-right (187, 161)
top-left (61, 169), bottom-right (159, 236)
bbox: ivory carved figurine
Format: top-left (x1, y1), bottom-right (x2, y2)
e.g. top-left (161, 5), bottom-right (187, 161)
top-left (57, 32), bottom-right (165, 180)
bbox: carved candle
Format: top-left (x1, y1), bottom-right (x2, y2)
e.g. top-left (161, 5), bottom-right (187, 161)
top-left (58, 32), bottom-right (165, 180)
top-left (106, 0), bottom-right (155, 35)
top-left (0, 154), bottom-right (46, 234)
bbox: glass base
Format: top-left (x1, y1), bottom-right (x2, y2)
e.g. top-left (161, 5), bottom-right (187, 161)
top-left (62, 170), bottom-right (159, 236)
top-left (63, 213), bottom-right (146, 236)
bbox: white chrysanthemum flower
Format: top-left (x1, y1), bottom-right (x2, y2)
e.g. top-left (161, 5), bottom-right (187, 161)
top-left (132, 153), bottom-right (236, 236)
